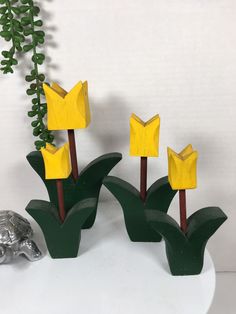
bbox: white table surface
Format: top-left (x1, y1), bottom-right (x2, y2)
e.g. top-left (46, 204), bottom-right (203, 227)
top-left (0, 201), bottom-right (215, 314)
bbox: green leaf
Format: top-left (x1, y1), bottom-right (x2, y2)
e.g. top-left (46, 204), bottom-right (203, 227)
top-left (33, 126), bottom-right (41, 136)
top-left (30, 83), bottom-right (36, 89)
top-left (31, 69), bottom-right (36, 76)
top-left (32, 53), bottom-right (45, 65)
top-left (11, 58), bottom-right (17, 65)
top-left (28, 111), bottom-right (37, 117)
top-left (7, 11), bottom-right (13, 18)
top-left (15, 45), bottom-right (22, 52)
top-left (14, 32), bottom-right (24, 42)
top-left (20, 0), bottom-right (29, 4)
top-left (23, 44), bottom-right (33, 52)
top-left (31, 98), bottom-right (38, 104)
top-left (21, 17), bottom-right (31, 26)
top-left (25, 75), bottom-right (34, 82)
top-left (0, 30), bottom-right (10, 38)
top-left (32, 6), bottom-right (40, 15)
top-left (38, 73), bottom-right (45, 81)
top-left (35, 30), bottom-right (45, 37)
top-left (2, 24), bottom-right (10, 31)
top-left (36, 53), bottom-right (45, 60)
top-left (0, 7), bottom-right (7, 14)
top-left (1, 50), bottom-right (10, 58)
top-left (23, 28), bottom-right (33, 36)
top-left (1, 60), bottom-right (8, 65)
top-left (37, 37), bottom-right (44, 44)
top-left (19, 5), bottom-right (30, 13)
top-left (3, 67), bottom-right (13, 73)
top-left (26, 88), bottom-right (36, 95)
top-left (31, 120), bottom-right (39, 127)
top-left (11, 7), bottom-right (20, 15)
top-left (0, 16), bottom-right (8, 25)
top-left (34, 140), bottom-right (44, 147)
top-left (34, 19), bottom-right (43, 27)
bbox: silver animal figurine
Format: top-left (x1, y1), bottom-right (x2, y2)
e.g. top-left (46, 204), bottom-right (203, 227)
top-left (0, 210), bottom-right (42, 263)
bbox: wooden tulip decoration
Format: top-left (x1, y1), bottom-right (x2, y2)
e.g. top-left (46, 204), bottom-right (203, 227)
top-left (103, 113), bottom-right (177, 243)
top-left (130, 114), bottom-right (160, 200)
top-left (146, 144), bottom-right (227, 276)
top-left (41, 143), bottom-right (71, 222)
top-left (43, 81), bottom-right (90, 180)
top-left (167, 144), bottom-right (198, 232)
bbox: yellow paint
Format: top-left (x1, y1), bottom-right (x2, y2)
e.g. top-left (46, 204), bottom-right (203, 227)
top-left (167, 144), bottom-right (198, 190)
top-left (41, 143), bottom-right (71, 179)
top-left (130, 113), bottom-right (160, 157)
top-left (43, 81), bottom-right (91, 130)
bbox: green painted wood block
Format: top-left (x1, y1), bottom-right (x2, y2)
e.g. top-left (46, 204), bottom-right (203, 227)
top-left (26, 198), bottom-right (96, 258)
top-left (146, 207), bottom-right (227, 275)
top-left (103, 176), bottom-right (177, 242)
top-left (27, 152), bottom-right (122, 229)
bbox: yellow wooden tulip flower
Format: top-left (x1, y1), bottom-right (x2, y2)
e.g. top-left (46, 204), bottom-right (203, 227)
top-left (43, 81), bottom-right (91, 130)
top-left (41, 143), bottom-right (71, 179)
top-left (130, 114), bottom-right (160, 157)
top-left (167, 144), bottom-right (198, 190)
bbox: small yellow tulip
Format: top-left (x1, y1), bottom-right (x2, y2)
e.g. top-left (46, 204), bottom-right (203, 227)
top-left (130, 114), bottom-right (160, 157)
top-left (43, 81), bottom-right (91, 130)
top-left (41, 143), bottom-right (71, 179)
top-left (167, 144), bottom-right (198, 190)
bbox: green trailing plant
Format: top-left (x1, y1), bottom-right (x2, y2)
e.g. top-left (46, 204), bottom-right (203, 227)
top-left (27, 151), bottom-right (122, 229)
top-left (0, 0), bottom-right (54, 150)
top-left (0, 0), bottom-right (24, 73)
top-left (146, 207), bottom-right (227, 275)
top-left (103, 175), bottom-right (177, 242)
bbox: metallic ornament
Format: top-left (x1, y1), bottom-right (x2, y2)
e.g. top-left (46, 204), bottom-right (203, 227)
top-left (0, 210), bottom-right (42, 263)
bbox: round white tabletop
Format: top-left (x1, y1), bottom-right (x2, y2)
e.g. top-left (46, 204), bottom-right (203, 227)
top-left (0, 201), bottom-right (215, 314)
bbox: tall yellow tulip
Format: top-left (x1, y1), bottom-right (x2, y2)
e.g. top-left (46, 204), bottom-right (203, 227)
top-left (41, 143), bottom-right (71, 180)
top-left (167, 144), bottom-right (198, 190)
top-left (130, 114), bottom-right (160, 157)
top-left (129, 113), bottom-right (160, 201)
top-left (43, 81), bottom-right (90, 131)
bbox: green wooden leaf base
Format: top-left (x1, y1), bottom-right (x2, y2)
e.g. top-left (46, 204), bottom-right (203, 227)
top-left (146, 207), bottom-right (227, 275)
top-left (27, 152), bottom-right (122, 229)
top-left (26, 198), bottom-right (96, 258)
top-left (103, 176), bottom-right (177, 242)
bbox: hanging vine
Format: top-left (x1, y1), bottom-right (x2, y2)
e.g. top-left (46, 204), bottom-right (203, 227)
top-left (0, 0), bottom-right (54, 150)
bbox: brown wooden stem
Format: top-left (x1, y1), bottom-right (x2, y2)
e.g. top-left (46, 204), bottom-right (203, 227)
top-left (140, 157), bottom-right (147, 201)
top-left (179, 189), bottom-right (187, 233)
top-left (56, 179), bottom-right (65, 222)
top-left (67, 129), bottom-right (79, 181)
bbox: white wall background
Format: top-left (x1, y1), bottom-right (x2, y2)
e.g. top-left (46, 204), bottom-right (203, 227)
top-left (0, 0), bottom-right (235, 271)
